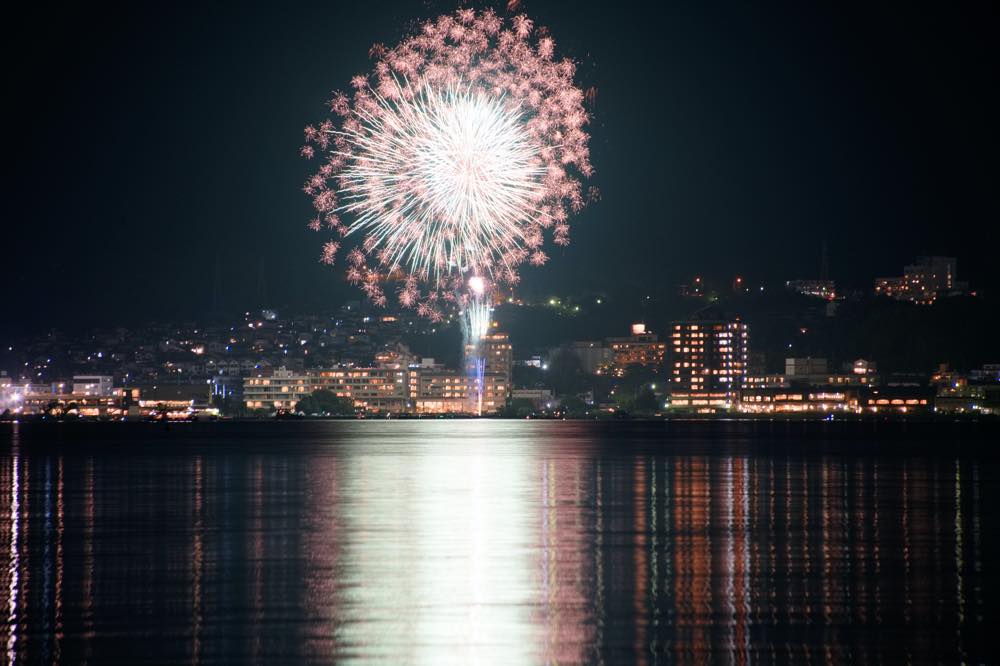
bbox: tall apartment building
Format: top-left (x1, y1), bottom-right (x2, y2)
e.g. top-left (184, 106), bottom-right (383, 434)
top-left (480, 332), bottom-right (513, 381)
top-left (457, 332), bottom-right (514, 414)
top-left (667, 319), bottom-right (749, 412)
top-left (477, 331), bottom-right (513, 411)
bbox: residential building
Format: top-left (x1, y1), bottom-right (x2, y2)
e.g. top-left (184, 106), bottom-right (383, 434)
top-left (72, 375), bottom-right (114, 397)
top-left (413, 356), bottom-right (509, 415)
top-left (245, 366), bottom-right (409, 413)
top-left (605, 324), bottom-right (667, 372)
top-left (132, 384), bottom-right (218, 419)
top-left (245, 332), bottom-right (512, 415)
top-left (480, 332), bottom-right (513, 386)
top-left (739, 387), bottom-right (858, 414)
top-left (410, 360), bottom-right (469, 414)
top-left (511, 389), bottom-right (555, 409)
top-left (785, 357), bottom-right (828, 378)
top-left (875, 256), bottom-right (968, 304)
top-left (859, 386), bottom-right (933, 414)
top-left (667, 319), bottom-right (749, 412)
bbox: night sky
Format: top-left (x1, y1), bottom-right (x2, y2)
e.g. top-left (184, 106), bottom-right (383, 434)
top-left (6, 0), bottom-right (997, 335)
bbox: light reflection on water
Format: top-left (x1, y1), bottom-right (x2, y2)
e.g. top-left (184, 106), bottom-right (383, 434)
top-left (0, 420), bottom-right (995, 664)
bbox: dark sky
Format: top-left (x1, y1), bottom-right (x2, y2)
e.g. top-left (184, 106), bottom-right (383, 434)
top-left (6, 0), bottom-right (997, 335)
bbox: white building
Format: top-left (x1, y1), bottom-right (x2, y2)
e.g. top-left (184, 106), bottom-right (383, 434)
top-left (244, 366), bottom-right (409, 413)
top-left (72, 375), bottom-right (114, 397)
top-left (785, 358), bottom-right (828, 377)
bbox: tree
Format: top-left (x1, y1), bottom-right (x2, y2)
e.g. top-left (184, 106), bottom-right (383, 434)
top-left (632, 387), bottom-right (661, 415)
top-left (500, 398), bottom-right (535, 419)
top-left (547, 347), bottom-right (587, 396)
top-left (560, 395), bottom-right (588, 417)
top-left (212, 395), bottom-right (247, 417)
top-left (296, 390), bottom-right (356, 415)
top-left (512, 364), bottom-right (545, 389)
top-left (616, 364), bottom-right (662, 397)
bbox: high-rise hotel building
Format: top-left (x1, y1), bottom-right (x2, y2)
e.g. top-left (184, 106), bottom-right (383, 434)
top-left (458, 331), bottom-right (513, 413)
top-left (480, 332), bottom-right (513, 380)
top-left (668, 319), bottom-right (749, 412)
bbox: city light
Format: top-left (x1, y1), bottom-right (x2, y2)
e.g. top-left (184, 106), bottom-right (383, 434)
top-left (1, 6), bottom-right (993, 664)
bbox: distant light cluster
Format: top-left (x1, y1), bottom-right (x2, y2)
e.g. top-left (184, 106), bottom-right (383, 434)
top-left (302, 8), bottom-right (594, 320)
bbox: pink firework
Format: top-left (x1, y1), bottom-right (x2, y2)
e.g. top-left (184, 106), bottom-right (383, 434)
top-left (303, 8), bottom-right (593, 315)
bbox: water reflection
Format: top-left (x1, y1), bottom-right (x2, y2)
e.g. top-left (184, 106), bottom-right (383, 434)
top-left (0, 421), bottom-right (993, 663)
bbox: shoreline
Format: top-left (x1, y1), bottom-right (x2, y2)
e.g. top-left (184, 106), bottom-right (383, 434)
top-left (3, 414), bottom-right (998, 444)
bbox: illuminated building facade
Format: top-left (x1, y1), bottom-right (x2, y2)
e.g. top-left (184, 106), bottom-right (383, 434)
top-left (72, 375), bottom-right (114, 397)
top-left (934, 381), bottom-right (991, 414)
top-left (129, 383), bottom-right (217, 419)
top-left (742, 373), bottom-right (790, 390)
top-left (479, 331), bottom-right (512, 412)
top-left (313, 367), bottom-right (410, 412)
top-left (14, 391), bottom-right (127, 418)
top-left (782, 357), bottom-right (874, 387)
top-left (605, 324), bottom-right (667, 372)
top-left (1, 375), bottom-right (218, 419)
top-left (410, 361), bottom-right (468, 414)
top-left (244, 368), bottom-right (314, 410)
top-left (667, 319), bottom-right (748, 412)
top-left (245, 333), bottom-right (513, 415)
top-left (859, 386), bottom-right (933, 414)
top-left (457, 331), bottom-right (513, 414)
top-left (930, 365), bottom-right (1000, 415)
top-left (875, 256), bottom-right (967, 304)
top-left (411, 370), bottom-right (508, 414)
top-left (509, 388), bottom-right (554, 409)
top-left (480, 332), bottom-right (513, 383)
top-left (785, 357), bottom-right (828, 377)
top-left (244, 366), bottom-right (408, 413)
top-left (738, 387), bottom-right (858, 413)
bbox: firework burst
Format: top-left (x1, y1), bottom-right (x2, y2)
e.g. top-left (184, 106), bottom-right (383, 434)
top-left (302, 7), bottom-right (594, 322)
top-left (338, 83), bottom-right (545, 283)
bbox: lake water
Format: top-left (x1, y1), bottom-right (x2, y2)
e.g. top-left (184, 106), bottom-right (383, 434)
top-left (1, 420), bottom-right (996, 664)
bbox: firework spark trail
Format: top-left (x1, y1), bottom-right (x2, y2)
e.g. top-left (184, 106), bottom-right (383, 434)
top-left (303, 8), bottom-right (594, 320)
